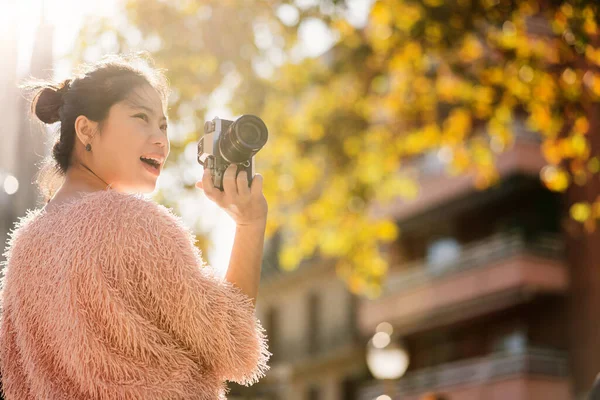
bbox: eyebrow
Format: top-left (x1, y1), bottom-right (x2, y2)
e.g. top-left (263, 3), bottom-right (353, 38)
top-left (130, 105), bottom-right (168, 122)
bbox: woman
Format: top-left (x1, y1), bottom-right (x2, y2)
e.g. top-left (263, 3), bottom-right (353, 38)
top-left (0, 54), bottom-right (270, 399)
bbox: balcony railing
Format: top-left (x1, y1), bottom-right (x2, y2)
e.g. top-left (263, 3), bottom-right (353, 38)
top-left (358, 232), bottom-right (567, 335)
top-left (384, 231), bottom-right (564, 295)
top-left (358, 348), bottom-right (569, 400)
top-left (271, 326), bottom-right (359, 365)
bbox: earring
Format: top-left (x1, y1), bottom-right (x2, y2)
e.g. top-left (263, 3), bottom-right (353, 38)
top-left (86, 143), bottom-right (91, 152)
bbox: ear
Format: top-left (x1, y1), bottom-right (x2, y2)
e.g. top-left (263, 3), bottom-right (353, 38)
top-left (74, 115), bottom-right (99, 148)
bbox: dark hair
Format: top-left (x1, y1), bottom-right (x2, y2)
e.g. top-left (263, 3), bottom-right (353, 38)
top-left (22, 52), bottom-right (170, 203)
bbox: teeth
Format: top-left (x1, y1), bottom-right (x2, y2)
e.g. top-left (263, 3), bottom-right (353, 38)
top-left (141, 157), bottom-right (159, 167)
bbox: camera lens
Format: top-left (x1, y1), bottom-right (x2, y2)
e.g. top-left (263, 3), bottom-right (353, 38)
top-left (234, 116), bottom-right (268, 148)
top-left (238, 123), bottom-right (262, 145)
top-left (219, 115), bottom-right (268, 163)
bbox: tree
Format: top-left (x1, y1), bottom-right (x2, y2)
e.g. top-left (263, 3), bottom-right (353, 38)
top-left (74, 1), bottom-right (600, 390)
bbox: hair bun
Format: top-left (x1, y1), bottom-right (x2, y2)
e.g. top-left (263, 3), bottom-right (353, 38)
top-left (32, 80), bottom-right (70, 124)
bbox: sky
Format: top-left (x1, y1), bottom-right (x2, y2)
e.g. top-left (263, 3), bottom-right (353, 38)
top-left (10, 0), bottom-right (373, 277)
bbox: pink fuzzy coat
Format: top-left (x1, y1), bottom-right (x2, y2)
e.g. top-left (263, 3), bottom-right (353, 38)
top-left (0, 189), bottom-right (271, 399)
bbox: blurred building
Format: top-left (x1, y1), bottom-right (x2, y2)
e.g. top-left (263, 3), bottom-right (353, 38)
top-left (358, 126), bottom-right (570, 399)
top-left (232, 121), bottom-right (575, 400)
top-left (0, 4), bottom-right (53, 263)
top-left (229, 232), bottom-right (367, 399)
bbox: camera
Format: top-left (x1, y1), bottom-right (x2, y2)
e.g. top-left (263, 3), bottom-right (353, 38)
top-left (197, 115), bottom-right (268, 191)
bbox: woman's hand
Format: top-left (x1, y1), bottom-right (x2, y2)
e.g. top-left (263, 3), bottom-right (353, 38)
top-left (196, 164), bottom-right (268, 227)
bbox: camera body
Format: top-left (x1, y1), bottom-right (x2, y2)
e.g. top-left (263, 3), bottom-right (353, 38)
top-left (197, 115), bottom-right (268, 191)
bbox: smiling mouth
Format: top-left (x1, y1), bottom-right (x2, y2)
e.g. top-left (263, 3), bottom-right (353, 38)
top-left (140, 157), bottom-right (161, 172)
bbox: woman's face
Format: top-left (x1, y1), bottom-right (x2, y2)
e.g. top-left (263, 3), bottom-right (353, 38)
top-left (90, 84), bottom-right (170, 194)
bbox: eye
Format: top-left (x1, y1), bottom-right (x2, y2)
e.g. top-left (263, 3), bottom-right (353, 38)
top-left (134, 113), bottom-right (149, 122)
top-left (161, 124), bottom-right (168, 132)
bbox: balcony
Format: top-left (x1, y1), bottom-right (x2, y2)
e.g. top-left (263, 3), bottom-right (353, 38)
top-left (358, 348), bottom-right (571, 400)
top-left (358, 232), bottom-right (568, 336)
top-left (269, 327), bottom-right (364, 377)
top-left (368, 128), bottom-right (547, 222)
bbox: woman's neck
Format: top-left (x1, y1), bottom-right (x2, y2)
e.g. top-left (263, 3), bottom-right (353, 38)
top-left (49, 164), bottom-right (112, 203)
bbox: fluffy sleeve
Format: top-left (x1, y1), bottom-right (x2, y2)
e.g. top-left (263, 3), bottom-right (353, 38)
top-left (99, 193), bottom-right (271, 386)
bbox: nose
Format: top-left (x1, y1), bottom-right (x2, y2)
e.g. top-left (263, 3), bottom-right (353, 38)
top-left (153, 129), bottom-right (168, 148)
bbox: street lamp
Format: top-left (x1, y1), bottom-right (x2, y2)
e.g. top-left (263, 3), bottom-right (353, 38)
top-left (3, 173), bottom-right (19, 195)
top-left (0, 172), bottom-right (19, 211)
top-left (0, 172), bottom-right (19, 262)
top-left (366, 322), bottom-right (409, 400)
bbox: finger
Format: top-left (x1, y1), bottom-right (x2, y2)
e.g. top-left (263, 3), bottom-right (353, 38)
top-left (202, 168), bottom-right (220, 200)
top-left (223, 164), bottom-right (238, 196)
top-left (195, 180), bottom-right (203, 189)
top-left (237, 168), bottom-right (250, 197)
top-left (250, 173), bottom-right (263, 196)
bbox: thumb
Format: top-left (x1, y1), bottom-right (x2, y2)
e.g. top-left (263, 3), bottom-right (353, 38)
top-left (250, 173), bottom-right (263, 195)
top-left (196, 180), bottom-right (203, 189)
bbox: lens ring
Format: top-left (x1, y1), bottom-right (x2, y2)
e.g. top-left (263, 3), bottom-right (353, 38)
top-left (237, 122), bottom-right (262, 145)
top-left (219, 115), bottom-right (268, 163)
top-left (233, 115), bottom-right (268, 148)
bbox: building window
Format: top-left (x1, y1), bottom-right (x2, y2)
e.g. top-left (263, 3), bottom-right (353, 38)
top-left (306, 386), bottom-right (321, 400)
top-left (265, 307), bottom-right (279, 362)
top-left (348, 293), bottom-right (358, 341)
top-left (307, 292), bottom-right (320, 354)
top-left (341, 377), bottom-right (358, 400)
top-left (426, 237), bottom-right (461, 275)
top-left (493, 329), bottom-right (528, 354)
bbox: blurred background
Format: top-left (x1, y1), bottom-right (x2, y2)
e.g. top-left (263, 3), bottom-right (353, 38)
top-left (1, 0), bottom-right (600, 399)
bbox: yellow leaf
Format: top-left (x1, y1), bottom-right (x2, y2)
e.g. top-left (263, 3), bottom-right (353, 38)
top-left (332, 19), bottom-right (355, 37)
top-left (541, 165), bottom-right (570, 192)
top-left (394, 4), bottom-right (422, 32)
top-left (299, 232), bottom-right (318, 254)
top-left (483, 67), bottom-right (504, 85)
top-left (574, 116), bottom-right (590, 135)
top-left (570, 202), bottom-right (591, 222)
top-left (587, 157), bottom-right (600, 174)
top-left (443, 108), bottom-right (472, 141)
top-left (348, 274), bottom-right (366, 294)
top-left (344, 136), bottom-right (362, 156)
top-left (375, 220), bottom-right (399, 241)
top-left (562, 68), bottom-right (577, 85)
top-left (425, 22), bottom-right (443, 44)
top-left (379, 176), bottom-right (419, 201)
top-left (459, 34), bottom-right (484, 63)
top-left (308, 124), bottom-right (325, 140)
top-left (560, 3), bottom-right (573, 17)
top-left (533, 74), bottom-right (557, 102)
top-left (370, 2), bottom-right (392, 26)
top-left (471, 142), bottom-right (494, 167)
top-left (265, 218), bottom-right (279, 239)
top-left (474, 167), bottom-right (499, 189)
top-left (449, 146), bottom-right (471, 174)
top-left (584, 19), bottom-right (597, 36)
top-left (541, 140), bottom-right (562, 165)
top-left (307, 202), bottom-right (326, 221)
top-left (321, 228), bottom-right (351, 256)
top-left (558, 138), bottom-right (574, 158)
top-left (570, 134), bottom-right (589, 158)
top-left (279, 246), bottom-right (301, 271)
